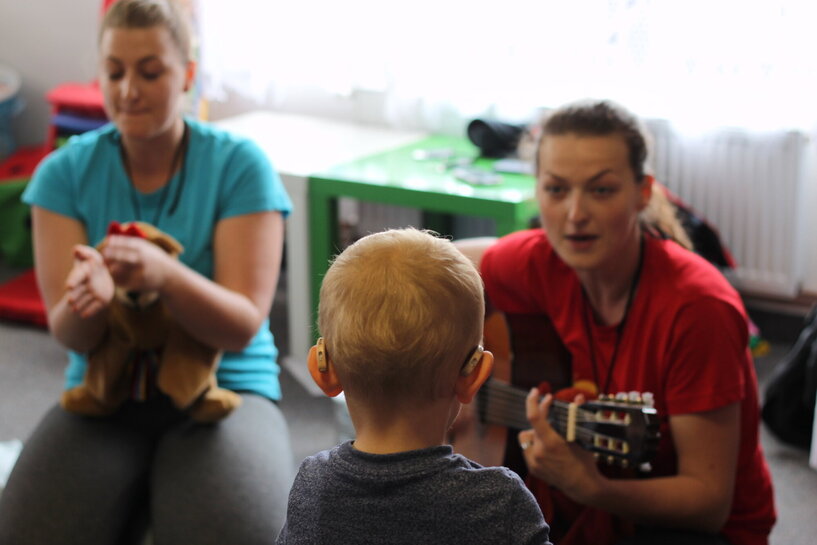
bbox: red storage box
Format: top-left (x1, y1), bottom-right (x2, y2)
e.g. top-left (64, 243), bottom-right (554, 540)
top-left (45, 82), bottom-right (107, 149)
top-left (46, 82), bottom-right (105, 114)
top-left (0, 145), bottom-right (49, 181)
top-left (0, 268), bottom-right (47, 328)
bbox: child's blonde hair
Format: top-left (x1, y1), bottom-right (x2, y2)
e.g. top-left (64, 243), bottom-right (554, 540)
top-left (318, 228), bottom-right (485, 404)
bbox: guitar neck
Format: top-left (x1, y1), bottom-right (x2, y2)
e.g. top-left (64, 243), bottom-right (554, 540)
top-left (476, 378), bottom-right (660, 466)
top-left (477, 379), bottom-right (572, 437)
top-left (462, 310), bottom-right (659, 468)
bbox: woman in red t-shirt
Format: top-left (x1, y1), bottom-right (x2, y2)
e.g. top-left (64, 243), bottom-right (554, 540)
top-left (456, 100), bottom-right (775, 545)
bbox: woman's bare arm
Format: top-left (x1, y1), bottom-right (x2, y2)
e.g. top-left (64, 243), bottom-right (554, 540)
top-left (453, 237), bottom-right (497, 268)
top-left (103, 211), bottom-right (285, 352)
top-left (521, 392), bottom-right (740, 532)
top-left (31, 206), bottom-right (112, 352)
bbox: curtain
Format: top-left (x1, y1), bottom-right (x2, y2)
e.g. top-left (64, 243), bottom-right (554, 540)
top-left (198, 0), bottom-right (817, 133)
top-left (197, 0), bottom-right (817, 293)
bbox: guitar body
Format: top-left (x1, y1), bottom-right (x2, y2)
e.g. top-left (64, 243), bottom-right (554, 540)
top-left (449, 311), bottom-right (512, 467)
top-left (451, 308), bottom-right (658, 474)
top-left (451, 306), bottom-right (660, 545)
top-left (450, 309), bottom-right (572, 476)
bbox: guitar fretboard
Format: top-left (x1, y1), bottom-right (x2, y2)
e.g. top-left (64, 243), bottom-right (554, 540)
top-left (475, 378), bottom-right (660, 467)
top-left (477, 379), bottom-right (575, 438)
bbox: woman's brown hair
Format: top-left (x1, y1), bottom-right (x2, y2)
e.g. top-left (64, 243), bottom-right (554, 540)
top-left (535, 100), bottom-right (693, 250)
top-left (99, 0), bottom-right (192, 63)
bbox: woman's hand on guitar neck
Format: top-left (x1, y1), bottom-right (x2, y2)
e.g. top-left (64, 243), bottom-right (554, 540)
top-left (518, 388), bottom-right (603, 504)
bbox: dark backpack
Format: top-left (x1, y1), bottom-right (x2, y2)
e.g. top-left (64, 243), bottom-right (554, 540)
top-left (761, 305), bottom-right (817, 449)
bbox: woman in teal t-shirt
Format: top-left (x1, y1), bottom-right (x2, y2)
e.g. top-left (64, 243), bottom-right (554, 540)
top-left (0, 1), bottom-right (294, 543)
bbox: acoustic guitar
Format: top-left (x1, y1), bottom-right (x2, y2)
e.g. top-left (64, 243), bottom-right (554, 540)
top-left (451, 310), bottom-right (660, 476)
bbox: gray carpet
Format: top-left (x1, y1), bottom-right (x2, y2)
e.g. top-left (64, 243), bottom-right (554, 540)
top-left (0, 262), bottom-right (815, 544)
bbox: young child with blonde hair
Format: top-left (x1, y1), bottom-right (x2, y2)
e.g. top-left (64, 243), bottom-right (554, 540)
top-left (277, 228), bottom-right (551, 545)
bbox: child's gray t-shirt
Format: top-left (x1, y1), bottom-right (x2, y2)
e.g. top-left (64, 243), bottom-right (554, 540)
top-left (277, 440), bottom-right (551, 544)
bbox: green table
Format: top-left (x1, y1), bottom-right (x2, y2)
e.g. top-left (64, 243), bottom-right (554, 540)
top-left (307, 134), bottom-right (538, 335)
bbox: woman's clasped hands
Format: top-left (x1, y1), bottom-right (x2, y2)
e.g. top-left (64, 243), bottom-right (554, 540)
top-left (65, 233), bottom-right (176, 319)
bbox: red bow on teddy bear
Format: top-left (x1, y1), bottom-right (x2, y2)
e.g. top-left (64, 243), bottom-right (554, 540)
top-left (107, 221), bottom-right (147, 239)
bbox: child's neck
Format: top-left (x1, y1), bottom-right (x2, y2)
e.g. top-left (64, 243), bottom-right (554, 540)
top-left (347, 396), bottom-right (458, 455)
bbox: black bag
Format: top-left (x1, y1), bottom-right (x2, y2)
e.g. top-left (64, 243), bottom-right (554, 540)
top-left (466, 119), bottom-right (527, 158)
top-left (673, 204), bottom-right (735, 269)
top-left (761, 305), bottom-right (817, 449)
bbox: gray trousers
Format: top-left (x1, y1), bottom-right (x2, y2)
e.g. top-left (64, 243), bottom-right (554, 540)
top-left (0, 393), bottom-right (294, 545)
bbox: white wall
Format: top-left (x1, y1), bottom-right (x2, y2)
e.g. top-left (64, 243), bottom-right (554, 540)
top-left (0, 0), bottom-right (99, 148)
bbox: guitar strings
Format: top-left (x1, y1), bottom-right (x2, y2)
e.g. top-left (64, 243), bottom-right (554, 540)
top-left (476, 381), bottom-right (635, 457)
top-left (482, 380), bottom-right (612, 422)
top-left (479, 384), bottom-right (632, 450)
top-left (479, 404), bottom-right (627, 446)
top-left (480, 381), bottom-right (601, 423)
top-left (480, 390), bottom-right (601, 424)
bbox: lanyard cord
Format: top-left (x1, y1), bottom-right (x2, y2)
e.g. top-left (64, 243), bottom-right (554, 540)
top-left (123, 121), bottom-right (189, 226)
top-left (580, 236), bottom-right (645, 394)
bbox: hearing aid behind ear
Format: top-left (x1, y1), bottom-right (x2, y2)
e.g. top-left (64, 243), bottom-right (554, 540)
top-left (461, 345), bottom-right (484, 376)
top-left (316, 337), bottom-right (328, 372)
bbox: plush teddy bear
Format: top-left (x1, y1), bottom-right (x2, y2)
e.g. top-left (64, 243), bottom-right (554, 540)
top-left (60, 221), bottom-right (242, 422)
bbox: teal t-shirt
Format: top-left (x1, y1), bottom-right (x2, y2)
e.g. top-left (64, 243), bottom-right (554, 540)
top-left (22, 118), bottom-right (293, 400)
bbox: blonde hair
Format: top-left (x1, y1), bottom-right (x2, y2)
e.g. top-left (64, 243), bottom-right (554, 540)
top-left (641, 182), bottom-right (693, 250)
top-left (318, 228), bottom-right (485, 403)
top-left (99, 0), bottom-right (192, 63)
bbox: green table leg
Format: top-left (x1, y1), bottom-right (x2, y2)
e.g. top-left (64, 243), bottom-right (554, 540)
top-left (308, 188), bottom-right (339, 341)
top-left (422, 211), bottom-right (454, 237)
top-left (496, 206), bottom-right (538, 236)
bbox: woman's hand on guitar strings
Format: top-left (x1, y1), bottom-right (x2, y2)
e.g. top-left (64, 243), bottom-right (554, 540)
top-left (519, 387), bottom-right (604, 504)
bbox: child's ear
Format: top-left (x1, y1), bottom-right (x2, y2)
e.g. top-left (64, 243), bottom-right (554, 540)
top-left (454, 350), bottom-right (494, 404)
top-left (307, 342), bottom-right (343, 398)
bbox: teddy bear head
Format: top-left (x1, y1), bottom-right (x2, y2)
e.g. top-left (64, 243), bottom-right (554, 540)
top-left (101, 221), bottom-right (184, 310)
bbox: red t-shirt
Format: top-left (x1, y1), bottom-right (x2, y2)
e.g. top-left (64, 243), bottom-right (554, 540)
top-left (481, 229), bottom-right (776, 545)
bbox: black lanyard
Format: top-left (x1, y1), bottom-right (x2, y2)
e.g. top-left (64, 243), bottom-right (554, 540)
top-left (123, 122), bottom-right (189, 227)
top-left (580, 237), bottom-right (645, 394)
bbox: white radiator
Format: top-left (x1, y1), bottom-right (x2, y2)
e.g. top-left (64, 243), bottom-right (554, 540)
top-left (344, 202), bottom-right (495, 241)
top-left (351, 200), bottom-right (422, 239)
top-left (646, 120), bottom-right (808, 298)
